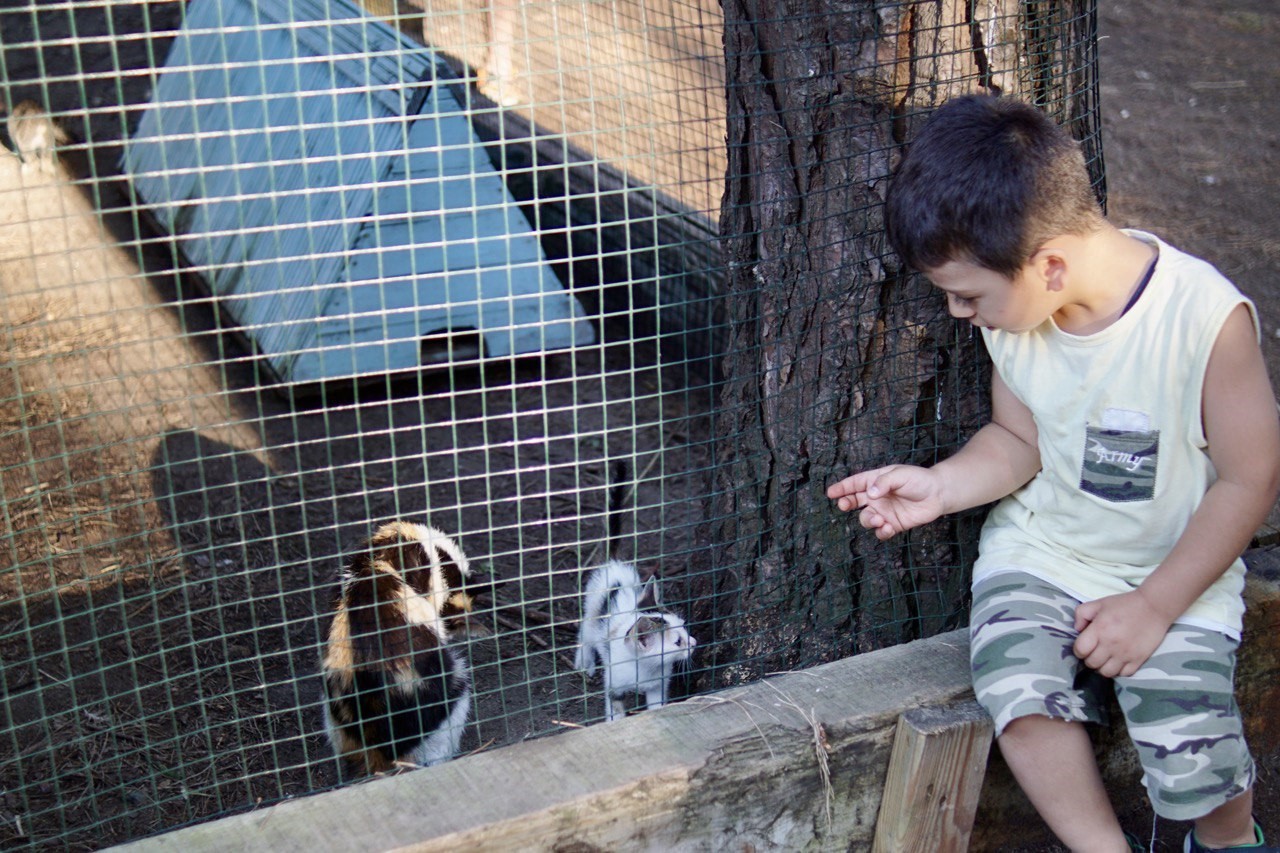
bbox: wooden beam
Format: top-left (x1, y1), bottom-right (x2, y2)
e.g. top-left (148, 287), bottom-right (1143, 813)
top-left (114, 630), bottom-right (978, 852)
top-left (1251, 519), bottom-right (1280, 549)
top-left (873, 701), bottom-right (994, 853)
top-left (106, 557), bottom-right (1280, 852)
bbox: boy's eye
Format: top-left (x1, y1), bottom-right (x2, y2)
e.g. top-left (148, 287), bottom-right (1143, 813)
top-left (950, 293), bottom-right (975, 307)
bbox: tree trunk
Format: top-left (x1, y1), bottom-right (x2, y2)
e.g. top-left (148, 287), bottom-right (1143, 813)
top-left (696, 0), bottom-right (1100, 686)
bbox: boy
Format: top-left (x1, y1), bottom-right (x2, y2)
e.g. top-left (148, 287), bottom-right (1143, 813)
top-left (827, 95), bottom-right (1280, 852)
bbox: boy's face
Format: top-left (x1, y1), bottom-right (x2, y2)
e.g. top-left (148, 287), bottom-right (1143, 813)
top-left (923, 258), bottom-right (1056, 333)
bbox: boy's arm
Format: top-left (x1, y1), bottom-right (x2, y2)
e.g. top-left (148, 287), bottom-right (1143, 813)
top-left (931, 369), bottom-right (1042, 512)
top-left (828, 370), bottom-right (1041, 539)
top-left (1074, 304), bottom-right (1280, 677)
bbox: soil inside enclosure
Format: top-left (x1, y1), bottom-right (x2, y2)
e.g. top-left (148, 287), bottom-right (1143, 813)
top-left (0, 174), bottom-right (714, 846)
top-left (0, 4), bottom-right (714, 846)
top-left (1, 0), bottom-right (1278, 850)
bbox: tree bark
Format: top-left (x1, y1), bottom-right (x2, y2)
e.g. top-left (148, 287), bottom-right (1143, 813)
top-left (697, 0), bottom-right (1099, 685)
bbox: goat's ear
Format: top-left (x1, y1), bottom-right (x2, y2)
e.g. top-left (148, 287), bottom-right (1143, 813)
top-left (452, 612), bottom-right (493, 640)
top-left (464, 572), bottom-right (505, 602)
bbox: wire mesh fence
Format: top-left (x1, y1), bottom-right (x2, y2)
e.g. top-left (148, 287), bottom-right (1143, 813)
top-left (0, 0), bottom-right (1101, 847)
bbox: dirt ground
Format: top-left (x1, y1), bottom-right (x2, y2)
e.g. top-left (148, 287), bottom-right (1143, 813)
top-left (0, 154), bottom-right (710, 847)
top-left (0, 0), bottom-right (1278, 850)
top-left (0, 2), bottom-right (715, 849)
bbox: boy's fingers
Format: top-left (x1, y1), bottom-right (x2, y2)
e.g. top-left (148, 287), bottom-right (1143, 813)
top-left (865, 474), bottom-right (888, 499)
top-left (833, 492), bottom-right (869, 512)
top-left (866, 467), bottom-right (909, 500)
top-left (827, 474), bottom-right (868, 500)
top-left (1072, 630), bottom-right (1093, 660)
top-left (860, 509), bottom-right (891, 538)
top-left (1073, 601), bottom-right (1096, 632)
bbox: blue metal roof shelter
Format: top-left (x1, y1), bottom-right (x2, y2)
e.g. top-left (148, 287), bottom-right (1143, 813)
top-left (122, 0), bottom-right (595, 386)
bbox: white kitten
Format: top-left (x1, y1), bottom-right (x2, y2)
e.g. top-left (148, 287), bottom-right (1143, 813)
top-left (574, 558), bottom-right (696, 721)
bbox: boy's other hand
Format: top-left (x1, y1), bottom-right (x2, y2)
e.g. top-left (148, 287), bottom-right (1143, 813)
top-left (1072, 591), bottom-right (1172, 678)
top-left (827, 465), bottom-right (945, 541)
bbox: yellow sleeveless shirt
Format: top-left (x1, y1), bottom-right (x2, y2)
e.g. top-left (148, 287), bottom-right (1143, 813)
top-left (975, 231), bottom-right (1259, 637)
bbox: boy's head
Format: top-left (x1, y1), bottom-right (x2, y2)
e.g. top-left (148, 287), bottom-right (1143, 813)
top-left (885, 95), bottom-right (1102, 278)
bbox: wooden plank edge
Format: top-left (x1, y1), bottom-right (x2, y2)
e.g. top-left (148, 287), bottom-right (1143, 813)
top-left (873, 701), bottom-right (994, 853)
top-left (110, 628), bottom-right (977, 852)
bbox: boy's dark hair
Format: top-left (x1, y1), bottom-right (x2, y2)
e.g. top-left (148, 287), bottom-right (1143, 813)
top-left (885, 95), bottom-right (1102, 277)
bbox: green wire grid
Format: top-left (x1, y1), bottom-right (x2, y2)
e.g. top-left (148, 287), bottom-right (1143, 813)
top-left (0, 0), bottom-right (1101, 847)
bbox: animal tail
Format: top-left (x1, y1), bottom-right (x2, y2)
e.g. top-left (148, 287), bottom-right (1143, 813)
top-left (607, 458), bottom-right (630, 561)
top-left (589, 559), bottom-right (645, 615)
top-left (575, 557), bottom-right (645, 675)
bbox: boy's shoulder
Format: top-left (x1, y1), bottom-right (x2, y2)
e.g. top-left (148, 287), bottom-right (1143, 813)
top-left (1123, 229), bottom-right (1257, 338)
top-left (1124, 229), bottom-right (1239, 294)
top-left (983, 229), bottom-right (1255, 390)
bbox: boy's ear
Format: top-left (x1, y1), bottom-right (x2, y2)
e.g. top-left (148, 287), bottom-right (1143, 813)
top-left (1033, 249), bottom-right (1069, 292)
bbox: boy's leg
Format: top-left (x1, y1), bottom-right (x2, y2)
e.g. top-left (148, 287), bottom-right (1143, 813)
top-left (1114, 624), bottom-right (1257, 847)
top-left (1192, 788), bottom-right (1256, 849)
top-left (997, 714), bottom-right (1130, 852)
top-left (970, 573), bottom-right (1125, 849)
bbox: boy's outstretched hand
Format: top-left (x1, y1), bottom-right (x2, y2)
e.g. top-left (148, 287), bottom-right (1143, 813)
top-left (827, 464), bottom-right (947, 541)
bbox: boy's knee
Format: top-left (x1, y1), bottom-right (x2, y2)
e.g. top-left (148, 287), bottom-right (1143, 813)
top-left (993, 714), bottom-right (1098, 776)
top-left (1127, 712), bottom-right (1254, 820)
top-left (1000, 713), bottom-right (1078, 737)
top-left (996, 715), bottom-right (1038, 754)
top-left (1141, 752), bottom-right (1254, 821)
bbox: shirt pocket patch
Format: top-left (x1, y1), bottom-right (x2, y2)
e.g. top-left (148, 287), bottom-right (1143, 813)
top-left (1080, 424), bottom-right (1159, 502)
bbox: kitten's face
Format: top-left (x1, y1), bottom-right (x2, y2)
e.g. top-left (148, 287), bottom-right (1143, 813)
top-left (630, 614), bottom-right (696, 663)
top-left (664, 621), bottom-right (696, 661)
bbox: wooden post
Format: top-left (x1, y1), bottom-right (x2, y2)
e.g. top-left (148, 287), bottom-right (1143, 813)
top-left (873, 701), bottom-right (995, 853)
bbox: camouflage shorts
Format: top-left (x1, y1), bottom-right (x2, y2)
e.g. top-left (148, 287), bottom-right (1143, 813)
top-left (970, 572), bottom-right (1255, 820)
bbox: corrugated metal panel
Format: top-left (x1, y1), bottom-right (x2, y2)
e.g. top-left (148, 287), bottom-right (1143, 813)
top-left (300, 82), bottom-right (595, 383)
top-left (123, 0), bottom-right (430, 364)
top-left (122, 0), bottom-right (594, 385)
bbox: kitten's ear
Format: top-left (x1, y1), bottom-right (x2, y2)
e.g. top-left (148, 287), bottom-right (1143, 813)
top-left (628, 615), bottom-right (663, 651)
top-left (636, 569), bottom-right (662, 609)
